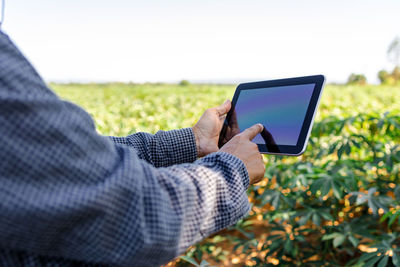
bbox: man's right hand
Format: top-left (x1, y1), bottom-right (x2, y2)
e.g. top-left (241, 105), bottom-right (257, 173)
top-left (219, 124), bottom-right (265, 185)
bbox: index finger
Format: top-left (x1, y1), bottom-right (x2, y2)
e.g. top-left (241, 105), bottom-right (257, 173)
top-left (241, 124), bottom-right (264, 140)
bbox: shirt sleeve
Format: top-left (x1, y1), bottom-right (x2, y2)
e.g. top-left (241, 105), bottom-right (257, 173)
top-left (109, 127), bottom-right (198, 167)
top-left (0, 31), bottom-right (251, 266)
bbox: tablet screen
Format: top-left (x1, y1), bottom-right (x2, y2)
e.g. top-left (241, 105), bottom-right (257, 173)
top-left (235, 83), bottom-right (315, 146)
top-left (219, 75), bottom-right (325, 155)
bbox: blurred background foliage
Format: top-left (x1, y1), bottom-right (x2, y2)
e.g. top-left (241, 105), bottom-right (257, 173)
top-left (349, 36), bottom-right (400, 87)
top-left (53, 82), bottom-right (400, 266)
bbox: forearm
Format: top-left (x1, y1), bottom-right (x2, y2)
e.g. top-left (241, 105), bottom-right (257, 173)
top-left (0, 143), bottom-right (250, 266)
top-left (109, 127), bottom-right (198, 167)
top-left (164, 151), bottom-right (251, 254)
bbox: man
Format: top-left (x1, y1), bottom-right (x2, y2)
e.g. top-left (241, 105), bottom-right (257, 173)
top-left (0, 28), bottom-right (265, 266)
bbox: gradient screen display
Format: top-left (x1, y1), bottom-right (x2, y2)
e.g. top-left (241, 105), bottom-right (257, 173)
top-left (235, 83), bottom-right (315, 145)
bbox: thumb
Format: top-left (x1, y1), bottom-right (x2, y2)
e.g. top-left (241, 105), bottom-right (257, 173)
top-left (215, 100), bottom-right (231, 116)
top-left (241, 124), bottom-right (264, 140)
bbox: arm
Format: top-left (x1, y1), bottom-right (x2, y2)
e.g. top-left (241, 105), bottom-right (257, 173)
top-left (108, 98), bottom-right (234, 167)
top-left (0, 31), bottom-right (251, 266)
top-left (0, 121), bottom-right (250, 266)
top-left (109, 128), bottom-right (198, 167)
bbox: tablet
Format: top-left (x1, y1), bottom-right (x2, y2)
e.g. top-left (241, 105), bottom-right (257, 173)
top-left (218, 75), bottom-right (325, 156)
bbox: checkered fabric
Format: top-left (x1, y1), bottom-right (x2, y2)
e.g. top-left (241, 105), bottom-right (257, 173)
top-left (0, 30), bottom-right (251, 266)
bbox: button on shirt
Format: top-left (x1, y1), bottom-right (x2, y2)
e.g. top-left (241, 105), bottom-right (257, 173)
top-left (0, 31), bottom-right (251, 266)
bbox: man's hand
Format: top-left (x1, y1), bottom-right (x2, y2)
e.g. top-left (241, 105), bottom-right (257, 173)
top-left (218, 105), bottom-right (240, 147)
top-left (192, 100), bottom-right (231, 157)
top-left (220, 124), bottom-right (265, 185)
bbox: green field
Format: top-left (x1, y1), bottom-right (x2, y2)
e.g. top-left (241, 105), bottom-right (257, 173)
top-left (52, 83), bottom-right (400, 266)
top-left (52, 83), bottom-right (399, 135)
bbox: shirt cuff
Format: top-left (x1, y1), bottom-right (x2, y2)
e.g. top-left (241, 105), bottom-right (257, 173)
top-left (201, 151), bottom-right (250, 190)
top-left (160, 127), bottom-right (198, 165)
top-left (195, 151), bottom-right (252, 234)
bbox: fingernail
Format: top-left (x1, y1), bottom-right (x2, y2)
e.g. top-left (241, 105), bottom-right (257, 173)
top-left (257, 123), bottom-right (263, 130)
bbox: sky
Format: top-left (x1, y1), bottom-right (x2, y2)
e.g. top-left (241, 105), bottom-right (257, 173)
top-left (2, 0), bottom-right (400, 84)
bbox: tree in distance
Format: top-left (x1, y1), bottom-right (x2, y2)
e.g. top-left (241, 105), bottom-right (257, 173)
top-left (388, 36), bottom-right (400, 67)
top-left (347, 73), bottom-right (367, 85)
top-left (377, 36), bottom-right (400, 85)
top-left (179, 80), bottom-right (191, 86)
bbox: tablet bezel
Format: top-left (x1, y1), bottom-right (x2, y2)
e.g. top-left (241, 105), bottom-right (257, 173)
top-left (219, 75), bottom-right (325, 156)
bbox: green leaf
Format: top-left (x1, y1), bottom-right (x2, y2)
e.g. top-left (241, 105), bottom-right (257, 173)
top-left (320, 211), bottom-right (334, 221)
top-left (380, 210), bottom-right (393, 223)
top-left (284, 239), bottom-right (292, 253)
top-left (295, 235), bottom-right (306, 242)
top-left (328, 141), bottom-right (339, 155)
top-left (395, 186), bottom-right (400, 200)
top-left (389, 210), bottom-right (400, 227)
top-left (348, 235), bottom-right (359, 247)
top-left (322, 232), bottom-right (341, 241)
top-left (333, 234), bottom-right (346, 248)
top-left (345, 142), bottom-right (351, 155)
top-left (298, 212), bottom-right (312, 225)
top-left (272, 193), bottom-right (280, 209)
top-left (353, 139), bottom-right (361, 149)
top-left (364, 255), bottom-right (383, 267)
top-left (312, 213), bottom-right (321, 226)
top-left (200, 259), bottom-right (211, 267)
top-left (180, 256), bottom-right (200, 266)
top-left (393, 252), bottom-right (400, 267)
top-left (321, 178), bottom-right (331, 196)
top-left (233, 243), bottom-right (241, 252)
top-left (358, 252), bottom-right (379, 263)
top-left (377, 256), bottom-right (389, 267)
top-left (292, 244), bottom-right (299, 257)
top-left (332, 180), bottom-right (342, 199)
top-left (310, 178), bottom-right (324, 194)
top-left (338, 143), bottom-right (345, 159)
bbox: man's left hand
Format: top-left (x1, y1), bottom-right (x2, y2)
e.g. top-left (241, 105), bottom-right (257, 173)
top-left (192, 100), bottom-right (231, 157)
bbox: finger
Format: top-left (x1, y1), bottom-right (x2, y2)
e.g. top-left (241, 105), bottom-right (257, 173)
top-left (215, 100), bottom-right (231, 116)
top-left (241, 123), bottom-right (264, 140)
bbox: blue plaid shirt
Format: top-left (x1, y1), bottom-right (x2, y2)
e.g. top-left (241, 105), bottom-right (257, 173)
top-left (0, 31), bottom-right (251, 266)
